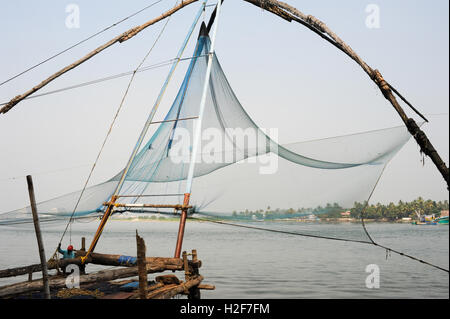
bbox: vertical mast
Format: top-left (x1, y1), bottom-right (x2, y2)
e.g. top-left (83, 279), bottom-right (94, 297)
top-left (174, 0), bottom-right (223, 258)
top-left (114, 0), bottom-right (208, 198)
top-left (184, 1), bottom-right (223, 194)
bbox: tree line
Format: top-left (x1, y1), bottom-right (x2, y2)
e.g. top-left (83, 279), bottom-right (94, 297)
top-left (231, 197), bottom-right (449, 221)
top-left (350, 197), bottom-right (448, 221)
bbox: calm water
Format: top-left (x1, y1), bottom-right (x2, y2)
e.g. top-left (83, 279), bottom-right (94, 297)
top-left (0, 220), bottom-right (448, 299)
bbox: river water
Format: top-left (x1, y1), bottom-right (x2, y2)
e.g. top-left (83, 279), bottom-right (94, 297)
top-left (0, 220), bottom-right (448, 299)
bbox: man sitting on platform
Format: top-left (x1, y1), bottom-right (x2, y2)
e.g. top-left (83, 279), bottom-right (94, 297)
top-left (57, 244), bottom-right (78, 275)
top-left (58, 244), bottom-right (75, 259)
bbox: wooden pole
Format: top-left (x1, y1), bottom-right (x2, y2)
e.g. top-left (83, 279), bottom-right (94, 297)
top-left (175, 194), bottom-right (191, 258)
top-left (26, 175), bottom-right (51, 299)
top-left (0, 0), bottom-right (200, 115)
top-left (182, 251), bottom-right (190, 281)
top-left (136, 231), bottom-right (147, 299)
top-left (175, 0), bottom-right (224, 259)
top-left (0, 251), bottom-right (197, 279)
top-left (81, 237), bottom-right (86, 251)
top-left (191, 249), bottom-right (200, 276)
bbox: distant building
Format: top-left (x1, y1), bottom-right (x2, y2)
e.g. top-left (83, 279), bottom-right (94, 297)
top-left (441, 210), bottom-right (449, 217)
top-left (340, 211), bottom-right (351, 217)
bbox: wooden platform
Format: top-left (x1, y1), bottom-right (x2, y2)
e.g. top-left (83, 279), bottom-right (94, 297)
top-left (0, 235), bottom-right (214, 299)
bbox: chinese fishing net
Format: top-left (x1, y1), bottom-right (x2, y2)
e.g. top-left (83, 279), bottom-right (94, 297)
top-left (0, 24), bottom-right (412, 245)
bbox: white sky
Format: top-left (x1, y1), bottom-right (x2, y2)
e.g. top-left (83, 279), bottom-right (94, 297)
top-left (0, 0), bottom-right (448, 213)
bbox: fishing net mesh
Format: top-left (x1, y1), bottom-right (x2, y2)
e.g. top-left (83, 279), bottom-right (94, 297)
top-left (0, 29), bottom-right (412, 244)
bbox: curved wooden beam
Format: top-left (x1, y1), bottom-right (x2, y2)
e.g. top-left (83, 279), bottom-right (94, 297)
top-left (0, 0), bottom-right (200, 114)
top-left (243, 0), bottom-right (449, 189)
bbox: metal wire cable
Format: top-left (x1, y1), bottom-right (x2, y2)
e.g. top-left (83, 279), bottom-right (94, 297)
top-left (0, 55), bottom-right (207, 107)
top-left (0, 0), bottom-right (164, 87)
top-left (189, 215), bottom-right (372, 244)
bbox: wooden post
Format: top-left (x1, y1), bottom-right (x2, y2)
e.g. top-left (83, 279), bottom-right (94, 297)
top-left (175, 193), bottom-right (191, 258)
top-left (26, 175), bottom-right (50, 299)
top-left (136, 231), bottom-right (147, 299)
top-left (81, 237), bottom-right (86, 251)
top-left (187, 250), bottom-right (200, 299)
top-left (191, 249), bottom-right (199, 276)
top-left (182, 251), bottom-right (190, 281)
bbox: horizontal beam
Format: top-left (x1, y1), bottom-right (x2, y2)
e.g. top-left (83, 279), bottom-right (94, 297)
top-left (106, 203), bottom-right (192, 210)
top-left (116, 193), bottom-right (185, 198)
top-left (0, 251), bottom-right (200, 279)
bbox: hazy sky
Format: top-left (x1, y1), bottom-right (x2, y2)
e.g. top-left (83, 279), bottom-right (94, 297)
top-left (0, 0), bottom-right (448, 213)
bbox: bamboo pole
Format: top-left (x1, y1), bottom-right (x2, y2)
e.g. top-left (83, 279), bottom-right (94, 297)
top-left (0, 257), bottom-right (87, 279)
top-left (26, 175), bottom-right (50, 299)
top-left (77, 251), bottom-right (191, 268)
top-left (0, 0), bottom-right (200, 114)
top-left (176, 0), bottom-right (224, 259)
top-left (110, 203), bottom-right (192, 209)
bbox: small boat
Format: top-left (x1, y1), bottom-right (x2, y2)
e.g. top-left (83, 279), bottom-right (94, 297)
top-left (412, 214), bottom-right (438, 225)
top-left (436, 216), bottom-right (449, 225)
top-left (412, 221), bottom-right (437, 225)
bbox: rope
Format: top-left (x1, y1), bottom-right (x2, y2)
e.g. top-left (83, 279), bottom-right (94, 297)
top-left (189, 216), bottom-right (372, 244)
top-left (0, 0), bottom-right (164, 87)
top-left (0, 164), bottom-right (90, 182)
top-left (373, 242), bottom-right (449, 273)
top-left (0, 55), bottom-right (208, 107)
top-left (387, 82), bottom-right (429, 123)
top-left (54, 10), bottom-right (173, 256)
top-left (360, 164), bottom-right (388, 245)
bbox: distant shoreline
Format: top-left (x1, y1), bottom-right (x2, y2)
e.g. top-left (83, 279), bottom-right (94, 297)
top-left (109, 217), bottom-right (424, 224)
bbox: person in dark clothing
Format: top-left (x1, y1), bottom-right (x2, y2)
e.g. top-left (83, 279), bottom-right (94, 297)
top-left (58, 244), bottom-right (75, 259)
top-left (57, 243), bottom-right (78, 275)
